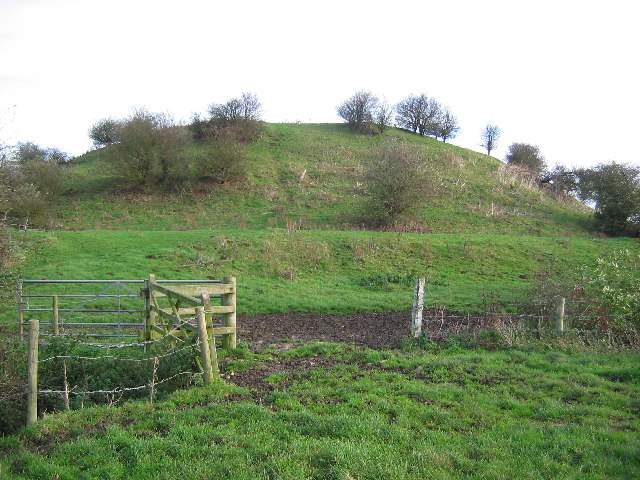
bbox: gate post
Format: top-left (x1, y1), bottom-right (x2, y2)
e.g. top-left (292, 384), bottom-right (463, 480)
top-left (222, 277), bottom-right (237, 348)
top-left (143, 274), bottom-right (156, 339)
top-left (196, 307), bottom-right (215, 384)
top-left (18, 280), bottom-right (24, 341)
top-left (27, 319), bottom-right (39, 426)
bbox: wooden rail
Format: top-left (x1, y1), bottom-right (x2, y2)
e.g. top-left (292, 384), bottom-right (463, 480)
top-left (142, 274), bottom-right (237, 348)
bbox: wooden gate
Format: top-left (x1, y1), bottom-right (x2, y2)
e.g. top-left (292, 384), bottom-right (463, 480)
top-left (141, 274), bottom-right (237, 348)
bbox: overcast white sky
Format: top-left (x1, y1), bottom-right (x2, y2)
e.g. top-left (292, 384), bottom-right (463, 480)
top-left (1, 0), bottom-right (639, 168)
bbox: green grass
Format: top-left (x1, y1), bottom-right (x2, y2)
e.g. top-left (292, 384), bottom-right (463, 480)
top-left (55, 123), bottom-right (594, 236)
top-left (2, 345), bottom-right (638, 479)
top-left (6, 229), bottom-right (638, 326)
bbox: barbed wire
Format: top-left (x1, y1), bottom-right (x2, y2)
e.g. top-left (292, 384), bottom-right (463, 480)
top-left (38, 370), bottom-right (206, 397)
top-left (38, 339), bottom-right (203, 364)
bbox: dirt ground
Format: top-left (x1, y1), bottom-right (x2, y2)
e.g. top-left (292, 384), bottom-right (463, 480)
top-left (237, 309), bottom-right (517, 350)
top-left (227, 309), bottom-right (519, 394)
top-left (237, 310), bottom-right (411, 350)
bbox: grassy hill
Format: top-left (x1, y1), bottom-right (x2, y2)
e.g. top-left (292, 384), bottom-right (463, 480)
top-left (58, 123), bottom-right (592, 235)
top-left (1, 124), bottom-right (639, 479)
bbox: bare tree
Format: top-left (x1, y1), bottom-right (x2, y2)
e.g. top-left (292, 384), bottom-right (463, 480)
top-left (373, 100), bottom-right (394, 133)
top-left (480, 124), bottom-right (500, 156)
top-left (435, 107), bottom-right (460, 143)
top-left (505, 143), bottom-right (546, 175)
top-left (336, 90), bottom-right (379, 133)
top-left (208, 92), bottom-right (262, 126)
top-left (395, 94), bottom-right (442, 136)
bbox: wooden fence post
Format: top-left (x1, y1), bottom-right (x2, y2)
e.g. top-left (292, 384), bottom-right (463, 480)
top-left (411, 277), bottom-right (426, 338)
top-left (52, 295), bottom-right (60, 336)
top-left (555, 297), bottom-right (566, 334)
top-left (27, 319), bottom-right (39, 426)
top-left (196, 307), bottom-right (215, 385)
top-left (18, 281), bottom-right (24, 341)
top-left (144, 274), bottom-right (157, 339)
top-left (222, 277), bottom-right (237, 348)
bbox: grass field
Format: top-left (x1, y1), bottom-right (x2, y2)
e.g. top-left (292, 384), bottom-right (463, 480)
top-left (6, 229), bottom-right (638, 324)
top-left (1, 343), bottom-right (638, 479)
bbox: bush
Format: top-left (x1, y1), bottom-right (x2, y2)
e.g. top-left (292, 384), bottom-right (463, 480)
top-left (0, 158), bottom-right (62, 227)
top-left (0, 335), bottom-right (27, 435)
top-left (360, 139), bottom-right (436, 227)
top-left (110, 110), bottom-right (189, 190)
top-left (579, 249), bottom-right (640, 332)
top-left (194, 134), bottom-right (249, 184)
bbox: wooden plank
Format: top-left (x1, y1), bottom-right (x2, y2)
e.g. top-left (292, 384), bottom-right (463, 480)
top-left (149, 283), bottom-right (200, 306)
top-left (196, 307), bottom-right (214, 384)
top-left (149, 285), bottom-right (235, 298)
top-left (154, 306), bottom-right (234, 316)
top-left (210, 326), bottom-right (236, 335)
top-left (171, 284), bottom-right (235, 295)
top-left (205, 305), bottom-right (235, 314)
top-left (150, 324), bottom-right (169, 337)
top-left (151, 305), bottom-right (182, 324)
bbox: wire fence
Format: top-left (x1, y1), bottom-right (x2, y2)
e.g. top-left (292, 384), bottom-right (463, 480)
top-left (412, 283), bottom-right (640, 346)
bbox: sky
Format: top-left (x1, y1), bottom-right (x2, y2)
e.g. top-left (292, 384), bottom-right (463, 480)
top-left (1, 0), bottom-right (639, 168)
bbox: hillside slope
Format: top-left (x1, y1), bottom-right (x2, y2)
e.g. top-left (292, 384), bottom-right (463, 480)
top-left (59, 123), bottom-right (592, 236)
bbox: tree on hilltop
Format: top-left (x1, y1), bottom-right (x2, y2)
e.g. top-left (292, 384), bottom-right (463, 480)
top-left (395, 94), bottom-right (441, 136)
top-left (435, 107), bottom-right (460, 143)
top-left (337, 90), bottom-right (379, 133)
top-left (505, 143), bottom-right (546, 176)
top-left (480, 124), bottom-right (500, 156)
top-left (88, 118), bottom-right (124, 147)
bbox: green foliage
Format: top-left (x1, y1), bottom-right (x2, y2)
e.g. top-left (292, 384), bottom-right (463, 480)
top-left (505, 143), bottom-right (546, 176)
top-left (88, 118), bottom-right (123, 147)
top-left (580, 249), bottom-right (640, 331)
top-left (36, 338), bottom-right (200, 415)
top-left (576, 162), bottom-right (640, 236)
top-left (0, 335), bottom-right (26, 435)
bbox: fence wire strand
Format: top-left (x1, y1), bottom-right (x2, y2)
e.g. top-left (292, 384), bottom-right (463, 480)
top-left (39, 371), bottom-right (205, 397)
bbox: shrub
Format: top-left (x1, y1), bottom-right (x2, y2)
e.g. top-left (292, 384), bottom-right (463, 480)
top-left (0, 158), bottom-right (62, 227)
top-left (579, 249), bottom-right (640, 332)
top-left (194, 134), bottom-right (249, 184)
top-left (360, 139), bottom-right (436, 227)
top-left (110, 110), bottom-right (189, 190)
